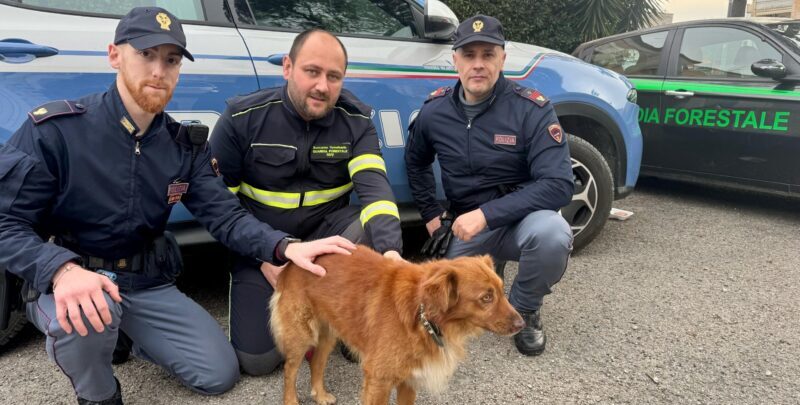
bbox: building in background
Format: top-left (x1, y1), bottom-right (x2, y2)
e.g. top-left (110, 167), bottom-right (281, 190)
top-left (749, 0), bottom-right (800, 18)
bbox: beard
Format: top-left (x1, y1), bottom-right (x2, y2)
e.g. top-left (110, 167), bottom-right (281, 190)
top-left (287, 80), bottom-right (334, 121)
top-left (120, 67), bottom-right (174, 114)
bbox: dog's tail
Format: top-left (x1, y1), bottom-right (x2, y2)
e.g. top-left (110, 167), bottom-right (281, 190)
top-left (268, 291), bottom-right (285, 353)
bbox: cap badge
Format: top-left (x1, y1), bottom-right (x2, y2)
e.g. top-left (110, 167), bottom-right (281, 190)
top-left (156, 12), bottom-right (172, 31)
top-left (32, 108), bottom-right (48, 116)
top-left (473, 20), bottom-right (484, 32)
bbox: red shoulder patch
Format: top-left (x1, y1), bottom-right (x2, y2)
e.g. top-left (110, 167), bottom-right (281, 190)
top-left (426, 86), bottom-right (451, 101)
top-left (548, 124), bottom-right (563, 144)
top-left (513, 86), bottom-right (549, 107)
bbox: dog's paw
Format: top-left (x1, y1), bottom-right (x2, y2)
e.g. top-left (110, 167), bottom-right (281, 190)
top-left (311, 389), bottom-right (337, 405)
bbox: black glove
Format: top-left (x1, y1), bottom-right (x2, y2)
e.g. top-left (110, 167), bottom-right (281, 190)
top-left (421, 211), bottom-right (454, 259)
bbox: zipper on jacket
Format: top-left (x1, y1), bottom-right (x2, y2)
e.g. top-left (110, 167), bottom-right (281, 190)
top-left (135, 141), bottom-right (141, 156)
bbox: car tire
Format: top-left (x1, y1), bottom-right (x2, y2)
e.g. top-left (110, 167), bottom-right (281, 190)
top-left (0, 309), bottom-right (27, 347)
top-left (562, 134), bottom-right (614, 251)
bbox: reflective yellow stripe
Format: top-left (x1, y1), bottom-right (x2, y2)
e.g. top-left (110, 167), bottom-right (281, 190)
top-left (348, 154), bottom-right (387, 178)
top-left (303, 182), bottom-right (353, 207)
top-left (238, 182), bottom-right (301, 209)
top-left (233, 182), bottom-right (353, 209)
top-left (360, 200), bottom-right (400, 226)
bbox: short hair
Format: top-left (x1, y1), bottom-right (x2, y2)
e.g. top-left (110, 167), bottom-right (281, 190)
top-left (288, 28), bottom-right (348, 70)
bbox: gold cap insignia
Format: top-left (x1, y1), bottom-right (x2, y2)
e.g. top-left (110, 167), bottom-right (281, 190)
top-left (33, 108), bottom-right (48, 116)
top-left (117, 258), bottom-right (127, 269)
top-left (156, 12), bottom-right (171, 31)
top-left (473, 20), bottom-right (484, 32)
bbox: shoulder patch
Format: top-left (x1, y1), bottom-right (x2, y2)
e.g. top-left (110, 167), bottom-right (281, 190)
top-left (513, 86), bottom-right (549, 107)
top-left (425, 86), bottom-right (452, 102)
top-left (28, 100), bottom-right (86, 125)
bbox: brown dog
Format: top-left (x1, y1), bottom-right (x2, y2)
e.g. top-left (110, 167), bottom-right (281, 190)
top-left (270, 245), bottom-right (524, 405)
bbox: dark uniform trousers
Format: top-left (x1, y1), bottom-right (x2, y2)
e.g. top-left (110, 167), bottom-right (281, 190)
top-left (229, 205), bottom-right (365, 375)
top-left (27, 284), bottom-right (239, 401)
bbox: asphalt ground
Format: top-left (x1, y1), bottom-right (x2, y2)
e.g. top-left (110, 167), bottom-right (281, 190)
top-left (1, 177), bottom-right (798, 404)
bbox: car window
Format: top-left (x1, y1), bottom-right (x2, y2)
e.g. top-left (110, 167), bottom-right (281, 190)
top-left (678, 26), bottom-right (782, 79)
top-left (17, 0), bottom-right (205, 20)
top-left (246, 0), bottom-right (419, 38)
top-left (589, 31), bottom-right (668, 76)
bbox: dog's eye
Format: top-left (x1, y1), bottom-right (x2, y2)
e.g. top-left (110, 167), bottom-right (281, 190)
top-left (481, 294), bottom-right (493, 303)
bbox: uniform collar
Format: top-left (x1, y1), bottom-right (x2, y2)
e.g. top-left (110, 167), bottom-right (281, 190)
top-left (280, 85), bottom-right (337, 128)
top-left (107, 82), bottom-right (167, 138)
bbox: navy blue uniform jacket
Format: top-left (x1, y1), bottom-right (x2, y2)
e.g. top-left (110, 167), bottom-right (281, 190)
top-left (0, 84), bottom-right (287, 294)
top-left (405, 74), bottom-right (574, 229)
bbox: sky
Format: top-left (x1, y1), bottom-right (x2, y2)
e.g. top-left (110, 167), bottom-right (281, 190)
top-left (662, 0), bottom-right (731, 22)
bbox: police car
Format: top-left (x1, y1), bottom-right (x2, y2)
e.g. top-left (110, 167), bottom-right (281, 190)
top-left (0, 0), bottom-right (642, 345)
top-left (574, 18), bottom-right (800, 198)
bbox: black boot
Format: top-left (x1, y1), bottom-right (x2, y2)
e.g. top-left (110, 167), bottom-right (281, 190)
top-left (513, 309), bottom-right (546, 356)
top-left (77, 377), bottom-right (123, 405)
top-left (112, 331), bottom-right (133, 365)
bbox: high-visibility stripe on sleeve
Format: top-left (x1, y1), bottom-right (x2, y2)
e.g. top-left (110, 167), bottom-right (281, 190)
top-left (359, 200), bottom-right (400, 226)
top-left (348, 154), bottom-right (387, 178)
top-left (227, 185), bottom-right (240, 194)
top-left (303, 182), bottom-right (353, 206)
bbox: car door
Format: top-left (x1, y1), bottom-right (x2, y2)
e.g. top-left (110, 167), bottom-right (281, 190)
top-left (0, 0), bottom-right (261, 229)
top-left (229, 0), bottom-right (455, 204)
top-left (582, 30), bottom-right (673, 173)
top-left (658, 24), bottom-right (797, 192)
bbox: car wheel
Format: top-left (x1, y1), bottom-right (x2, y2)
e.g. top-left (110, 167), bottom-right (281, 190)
top-left (0, 309), bottom-right (27, 347)
top-left (561, 134), bottom-right (614, 251)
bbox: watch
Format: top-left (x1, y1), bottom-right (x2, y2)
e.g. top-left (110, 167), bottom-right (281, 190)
top-left (276, 236), bottom-right (302, 263)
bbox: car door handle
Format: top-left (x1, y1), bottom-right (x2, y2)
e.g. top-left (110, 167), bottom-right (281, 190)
top-left (0, 38), bottom-right (59, 64)
top-left (664, 90), bottom-right (694, 99)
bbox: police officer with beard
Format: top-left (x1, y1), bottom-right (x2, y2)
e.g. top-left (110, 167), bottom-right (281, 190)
top-left (0, 8), bottom-right (353, 404)
top-left (405, 15), bottom-right (574, 356)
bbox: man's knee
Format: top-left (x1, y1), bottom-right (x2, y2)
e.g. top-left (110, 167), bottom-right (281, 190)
top-left (517, 210), bottom-right (573, 253)
top-left (190, 350), bottom-right (241, 395)
top-left (236, 347), bottom-right (284, 377)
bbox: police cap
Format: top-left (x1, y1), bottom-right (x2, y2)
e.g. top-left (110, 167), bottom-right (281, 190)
top-left (114, 7), bottom-right (194, 61)
top-left (452, 15), bottom-right (505, 50)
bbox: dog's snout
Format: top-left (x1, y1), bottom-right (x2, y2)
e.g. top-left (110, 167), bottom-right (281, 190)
top-left (511, 314), bottom-right (525, 334)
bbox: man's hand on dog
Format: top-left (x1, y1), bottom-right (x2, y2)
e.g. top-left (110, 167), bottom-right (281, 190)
top-left (284, 236), bottom-right (357, 276)
top-left (452, 208), bottom-right (487, 242)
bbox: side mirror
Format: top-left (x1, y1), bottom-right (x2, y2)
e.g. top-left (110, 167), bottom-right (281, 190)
top-left (751, 59), bottom-right (787, 80)
top-left (424, 0), bottom-right (458, 41)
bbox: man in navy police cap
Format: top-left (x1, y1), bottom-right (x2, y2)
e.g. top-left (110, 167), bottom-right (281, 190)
top-left (0, 7), bottom-right (354, 404)
top-left (406, 15), bottom-right (574, 356)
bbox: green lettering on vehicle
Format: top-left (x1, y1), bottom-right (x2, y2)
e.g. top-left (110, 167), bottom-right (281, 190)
top-left (717, 110), bottom-right (730, 128)
top-left (774, 111), bottom-right (790, 131)
top-left (689, 109), bottom-right (703, 126)
top-left (675, 109), bottom-right (689, 125)
top-left (664, 108), bottom-right (676, 124)
top-left (732, 110), bottom-right (746, 127)
top-left (702, 110), bottom-right (717, 127)
top-left (741, 111), bottom-right (758, 129)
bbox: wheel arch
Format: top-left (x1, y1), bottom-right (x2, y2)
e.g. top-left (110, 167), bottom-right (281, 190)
top-left (554, 102), bottom-right (628, 199)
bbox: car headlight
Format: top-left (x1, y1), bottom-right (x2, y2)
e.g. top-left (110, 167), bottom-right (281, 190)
top-left (626, 88), bottom-right (638, 104)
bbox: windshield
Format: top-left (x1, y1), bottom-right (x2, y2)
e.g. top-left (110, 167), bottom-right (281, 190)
top-left (766, 22), bottom-right (800, 51)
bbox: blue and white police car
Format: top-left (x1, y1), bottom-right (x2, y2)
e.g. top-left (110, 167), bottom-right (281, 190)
top-left (0, 0), bottom-right (642, 345)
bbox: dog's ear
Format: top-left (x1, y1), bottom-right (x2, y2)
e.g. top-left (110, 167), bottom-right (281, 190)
top-left (479, 255), bottom-right (494, 269)
top-left (421, 266), bottom-right (459, 320)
